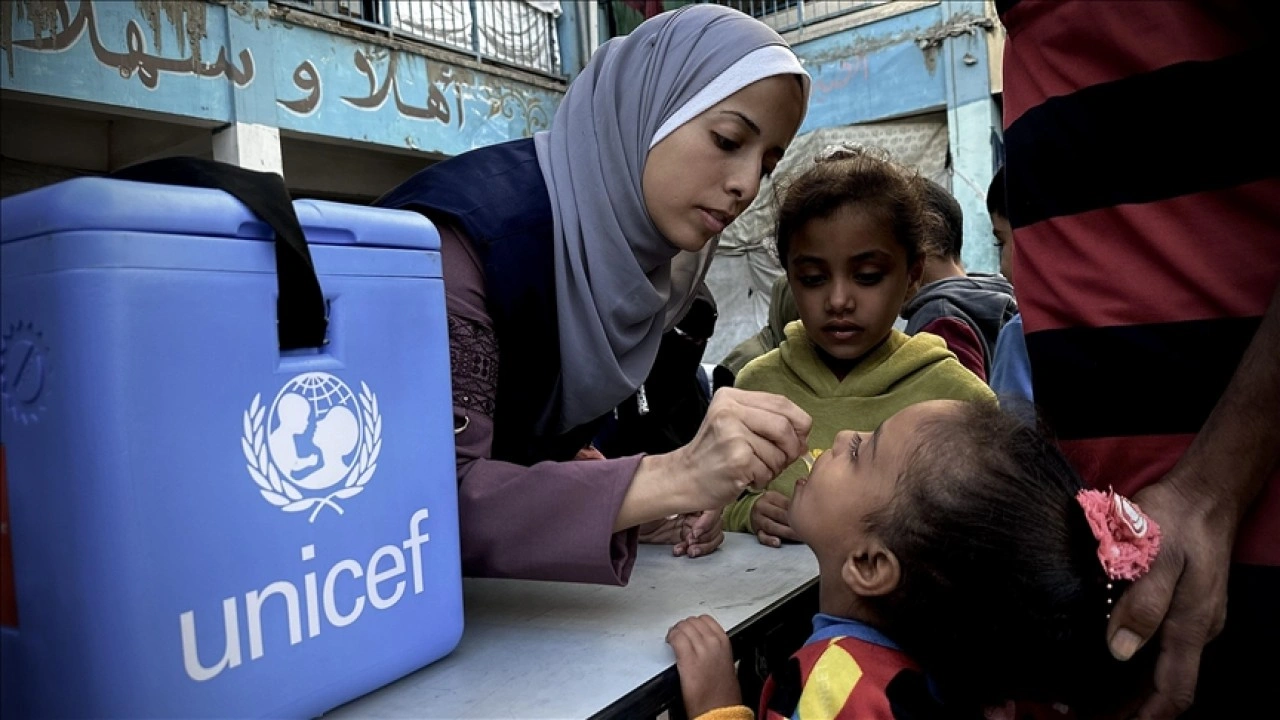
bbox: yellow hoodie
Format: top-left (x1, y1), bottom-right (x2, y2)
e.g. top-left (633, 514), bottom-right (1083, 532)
top-left (723, 321), bottom-right (994, 534)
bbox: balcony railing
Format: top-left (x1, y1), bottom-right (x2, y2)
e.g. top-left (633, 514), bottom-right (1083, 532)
top-left (284, 1), bottom-right (562, 76)
top-left (700, 1), bottom-right (890, 35)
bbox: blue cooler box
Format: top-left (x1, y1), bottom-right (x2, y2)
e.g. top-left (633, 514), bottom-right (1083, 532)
top-left (0, 177), bottom-right (462, 718)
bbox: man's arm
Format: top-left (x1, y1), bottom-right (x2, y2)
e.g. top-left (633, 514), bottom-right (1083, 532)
top-left (1108, 281), bottom-right (1280, 719)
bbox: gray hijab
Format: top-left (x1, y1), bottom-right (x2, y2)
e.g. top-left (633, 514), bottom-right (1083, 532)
top-left (534, 4), bottom-right (808, 433)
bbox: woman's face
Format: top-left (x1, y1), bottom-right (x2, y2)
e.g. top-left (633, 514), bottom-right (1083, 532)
top-left (642, 75), bottom-right (805, 253)
top-left (787, 204), bottom-right (923, 363)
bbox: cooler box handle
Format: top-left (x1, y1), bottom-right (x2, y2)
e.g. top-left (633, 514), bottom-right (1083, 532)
top-left (109, 157), bottom-right (328, 351)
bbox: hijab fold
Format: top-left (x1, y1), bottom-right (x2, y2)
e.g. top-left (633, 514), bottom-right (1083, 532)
top-left (534, 4), bottom-right (809, 432)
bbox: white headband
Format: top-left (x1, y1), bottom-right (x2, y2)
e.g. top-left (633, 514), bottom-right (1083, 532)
top-left (649, 45), bottom-right (809, 149)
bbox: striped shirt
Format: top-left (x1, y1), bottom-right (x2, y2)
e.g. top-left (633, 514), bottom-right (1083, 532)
top-left (998, 0), bottom-right (1280, 564)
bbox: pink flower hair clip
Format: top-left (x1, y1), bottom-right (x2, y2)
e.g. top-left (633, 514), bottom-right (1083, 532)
top-left (1076, 488), bottom-right (1162, 582)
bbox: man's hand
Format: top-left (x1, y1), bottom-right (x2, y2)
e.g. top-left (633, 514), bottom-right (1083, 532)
top-left (1106, 474), bottom-right (1233, 719)
top-left (1107, 283), bottom-right (1280, 718)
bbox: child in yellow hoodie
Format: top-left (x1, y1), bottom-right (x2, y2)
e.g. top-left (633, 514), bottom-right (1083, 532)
top-left (723, 146), bottom-right (993, 545)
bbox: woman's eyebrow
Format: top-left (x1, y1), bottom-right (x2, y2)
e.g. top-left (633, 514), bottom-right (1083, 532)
top-left (719, 110), bottom-right (761, 136)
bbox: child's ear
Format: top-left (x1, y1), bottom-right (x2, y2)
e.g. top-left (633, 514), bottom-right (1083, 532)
top-left (841, 538), bottom-right (901, 598)
top-left (905, 257), bottom-right (925, 297)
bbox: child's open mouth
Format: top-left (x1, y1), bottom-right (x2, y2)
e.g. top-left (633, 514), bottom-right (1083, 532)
top-left (800, 448), bottom-right (824, 472)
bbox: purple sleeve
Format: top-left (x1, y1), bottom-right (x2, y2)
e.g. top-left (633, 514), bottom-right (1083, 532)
top-left (441, 221), bottom-right (640, 585)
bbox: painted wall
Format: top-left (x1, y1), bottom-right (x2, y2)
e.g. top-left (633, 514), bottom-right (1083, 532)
top-left (792, 3), bottom-right (949, 132)
top-left (790, 0), bottom-right (1002, 273)
top-left (940, 0), bottom-right (1001, 275)
top-left (0, 0), bottom-right (563, 157)
top-left (948, 97), bottom-right (1002, 274)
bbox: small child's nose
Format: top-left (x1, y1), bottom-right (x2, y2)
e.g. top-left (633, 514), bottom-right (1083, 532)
top-left (826, 282), bottom-right (856, 312)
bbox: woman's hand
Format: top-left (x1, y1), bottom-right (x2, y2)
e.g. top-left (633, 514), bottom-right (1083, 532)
top-left (638, 510), bottom-right (725, 558)
top-left (620, 389), bottom-right (810, 532)
top-left (750, 490), bottom-right (798, 548)
top-left (666, 615), bottom-right (743, 718)
top-left (637, 515), bottom-right (683, 544)
top-left (674, 509), bottom-right (724, 558)
top-left (672, 388), bottom-right (811, 507)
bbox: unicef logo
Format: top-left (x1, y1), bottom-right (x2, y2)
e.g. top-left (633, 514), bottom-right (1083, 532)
top-left (242, 372), bottom-right (382, 522)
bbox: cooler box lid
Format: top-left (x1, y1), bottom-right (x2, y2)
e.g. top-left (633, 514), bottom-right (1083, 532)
top-left (0, 176), bottom-right (437, 252)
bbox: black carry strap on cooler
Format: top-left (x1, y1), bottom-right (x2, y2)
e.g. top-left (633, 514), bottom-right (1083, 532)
top-left (109, 157), bottom-right (328, 351)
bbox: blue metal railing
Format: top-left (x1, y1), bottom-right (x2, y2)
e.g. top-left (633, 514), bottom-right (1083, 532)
top-left (694, 1), bottom-right (889, 35)
top-left (283, 0), bottom-right (562, 76)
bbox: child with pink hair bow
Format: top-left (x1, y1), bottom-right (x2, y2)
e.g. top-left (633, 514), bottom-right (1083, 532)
top-left (667, 400), bottom-right (1162, 719)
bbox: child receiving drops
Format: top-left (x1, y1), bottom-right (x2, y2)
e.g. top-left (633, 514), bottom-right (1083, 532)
top-left (670, 399), bottom-right (1161, 718)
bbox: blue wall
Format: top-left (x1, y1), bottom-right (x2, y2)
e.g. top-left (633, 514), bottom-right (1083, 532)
top-left (792, 1), bottom-right (1002, 273)
top-left (1, 0), bottom-right (563, 157)
top-left (794, 3), bottom-right (949, 132)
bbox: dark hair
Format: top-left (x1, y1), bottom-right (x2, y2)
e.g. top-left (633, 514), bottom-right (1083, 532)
top-left (865, 401), bottom-right (1142, 711)
top-left (921, 177), bottom-right (964, 262)
top-left (775, 146), bottom-right (929, 271)
top-left (986, 165), bottom-right (1007, 219)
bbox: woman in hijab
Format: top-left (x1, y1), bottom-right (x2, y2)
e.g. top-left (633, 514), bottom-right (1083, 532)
top-left (375, 4), bottom-right (811, 584)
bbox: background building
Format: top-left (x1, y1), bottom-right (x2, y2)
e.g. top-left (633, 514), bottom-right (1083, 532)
top-left (2, 0), bottom-right (1007, 364)
top-left (1, 0), bottom-right (584, 201)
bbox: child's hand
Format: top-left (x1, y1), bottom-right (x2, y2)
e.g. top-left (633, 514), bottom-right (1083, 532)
top-left (674, 509), bottom-right (724, 558)
top-left (666, 615), bottom-right (743, 718)
top-left (574, 444), bottom-right (606, 461)
top-left (640, 511), bottom-right (725, 558)
top-left (751, 490), bottom-right (798, 547)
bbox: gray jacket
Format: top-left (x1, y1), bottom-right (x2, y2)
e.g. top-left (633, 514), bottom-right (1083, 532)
top-left (901, 273), bottom-right (1018, 373)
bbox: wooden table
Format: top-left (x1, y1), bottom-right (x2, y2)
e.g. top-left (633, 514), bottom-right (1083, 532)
top-left (326, 533), bottom-right (820, 719)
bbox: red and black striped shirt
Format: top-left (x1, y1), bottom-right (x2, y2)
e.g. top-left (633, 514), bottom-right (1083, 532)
top-left (999, 0), bottom-right (1280, 564)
